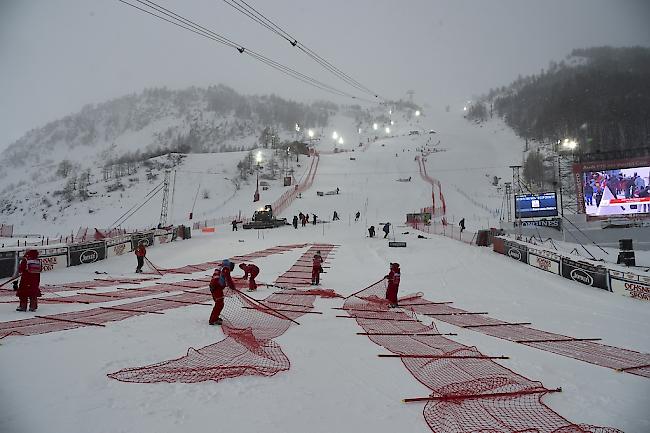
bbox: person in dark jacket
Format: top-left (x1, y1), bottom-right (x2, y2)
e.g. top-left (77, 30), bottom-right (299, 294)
top-left (134, 241), bottom-right (146, 273)
top-left (584, 182), bottom-right (594, 206)
top-left (16, 249), bottom-right (42, 312)
top-left (332, 211), bottom-right (340, 221)
top-left (382, 222), bottom-right (391, 238)
top-left (292, 215), bottom-right (299, 229)
top-left (312, 214), bottom-right (317, 225)
top-left (459, 218), bottom-right (466, 233)
top-left (355, 211), bottom-right (361, 221)
top-left (368, 225), bottom-right (375, 238)
top-left (209, 260), bottom-right (236, 325)
top-left (232, 220), bottom-right (239, 231)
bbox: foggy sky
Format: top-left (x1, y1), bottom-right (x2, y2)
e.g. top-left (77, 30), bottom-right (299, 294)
top-left (1, 0), bottom-right (649, 151)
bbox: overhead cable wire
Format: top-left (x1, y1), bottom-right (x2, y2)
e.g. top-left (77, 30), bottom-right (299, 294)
top-left (116, 0), bottom-right (371, 101)
top-left (222, 0), bottom-right (381, 100)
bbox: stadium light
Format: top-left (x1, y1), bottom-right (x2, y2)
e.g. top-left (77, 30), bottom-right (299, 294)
top-left (332, 131), bottom-right (338, 140)
top-left (308, 129), bottom-right (314, 138)
top-left (373, 123), bottom-right (378, 130)
top-left (415, 110), bottom-right (421, 116)
top-left (390, 120), bottom-right (394, 125)
top-left (295, 123), bottom-right (300, 132)
top-left (338, 137), bottom-right (344, 145)
top-left (256, 151), bottom-right (263, 163)
top-left (562, 138), bottom-right (578, 150)
top-left (385, 127), bottom-right (391, 134)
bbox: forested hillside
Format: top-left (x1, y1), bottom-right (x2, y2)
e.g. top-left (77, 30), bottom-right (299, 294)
top-left (469, 47), bottom-right (650, 156)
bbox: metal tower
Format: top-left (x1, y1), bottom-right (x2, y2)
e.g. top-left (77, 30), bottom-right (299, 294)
top-left (159, 170), bottom-right (170, 227)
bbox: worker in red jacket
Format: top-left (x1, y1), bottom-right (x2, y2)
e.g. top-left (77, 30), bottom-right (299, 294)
top-left (16, 249), bottom-right (42, 312)
top-left (209, 259), bottom-right (236, 325)
top-left (239, 263), bottom-right (260, 291)
top-left (134, 241), bottom-right (146, 273)
top-left (311, 251), bottom-right (323, 285)
top-left (384, 262), bottom-right (401, 308)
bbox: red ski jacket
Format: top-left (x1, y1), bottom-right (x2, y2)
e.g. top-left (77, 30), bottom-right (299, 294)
top-left (210, 266), bottom-right (235, 291)
top-left (135, 245), bottom-right (147, 257)
top-left (239, 263), bottom-right (259, 279)
top-left (17, 250), bottom-right (41, 298)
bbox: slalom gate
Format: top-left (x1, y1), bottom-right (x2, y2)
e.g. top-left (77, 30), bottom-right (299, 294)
top-left (108, 244), bottom-right (338, 383)
top-left (343, 279), bottom-right (622, 433)
top-left (403, 297), bottom-right (650, 378)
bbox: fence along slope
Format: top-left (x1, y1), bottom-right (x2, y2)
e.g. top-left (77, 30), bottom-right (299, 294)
top-left (343, 278), bottom-right (621, 433)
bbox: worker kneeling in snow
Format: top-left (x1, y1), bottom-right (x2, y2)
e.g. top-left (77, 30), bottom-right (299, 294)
top-left (239, 263), bottom-right (260, 292)
top-left (209, 259), bottom-right (236, 325)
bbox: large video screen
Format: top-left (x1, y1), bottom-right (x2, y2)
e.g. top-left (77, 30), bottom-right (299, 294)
top-left (582, 166), bottom-right (650, 216)
top-left (515, 192), bottom-right (558, 219)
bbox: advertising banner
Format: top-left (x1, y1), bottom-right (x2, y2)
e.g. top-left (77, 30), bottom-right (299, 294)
top-left (528, 249), bottom-right (560, 275)
top-left (492, 237), bottom-right (505, 254)
top-left (609, 270), bottom-right (650, 301)
top-left (560, 257), bottom-right (609, 291)
top-left (131, 232), bottom-right (155, 250)
top-left (0, 250), bottom-right (17, 278)
top-left (106, 235), bottom-right (133, 258)
top-left (503, 240), bottom-right (528, 264)
top-left (521, 218), bottom-right (562, 230)
top-left (154, 230), bottom-right (173, 245)
top-left (68, 241), bottom-right (107, 267)
top-left (37, 247), bottom-right (68, 272)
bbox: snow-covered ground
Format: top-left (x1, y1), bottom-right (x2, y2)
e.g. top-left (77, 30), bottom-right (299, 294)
top-left (1, 110), bottom-right (648, 433)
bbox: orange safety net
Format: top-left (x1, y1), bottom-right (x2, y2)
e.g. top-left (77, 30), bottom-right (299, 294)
top-left (107, 245), bottom-right (338, 383)
top-left (343, 278), bottom-right (622, 433)
top-left (400, 297), bottom-right (650, 379)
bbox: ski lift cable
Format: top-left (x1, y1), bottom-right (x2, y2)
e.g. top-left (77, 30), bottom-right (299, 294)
top-left (110, 182), bottom-right (165, 229)
top-left (111, 183), bottom-right (165, 229)
top-left (117, 0), bottom-right (371, 101)
top-left (224, 0), bottom-right (374, 96)
top-left (128, 0), bottom-right (359, 99)
top-left (109, 180), bottom-right (164, 228)
top-left (191, 183), bottom-right (201, 215)
top-left (113, 184), bottom-right (165, 229)
top-left (223, 0), bottom-right (381, 99)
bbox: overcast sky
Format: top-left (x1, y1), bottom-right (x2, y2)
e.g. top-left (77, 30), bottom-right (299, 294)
top-left (1, 0), bottom-right (649, 150)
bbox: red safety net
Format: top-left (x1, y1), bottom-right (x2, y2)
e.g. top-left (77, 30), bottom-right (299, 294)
top-left (401, 298), bottom-right (650, 379)
top-left (108, 245), bottom-right (338, 384)
top-left (343, 278), bottom-right (622, 433)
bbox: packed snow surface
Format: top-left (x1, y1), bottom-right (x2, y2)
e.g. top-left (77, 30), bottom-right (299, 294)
top-left (1, 110), bottom-right (648, 433)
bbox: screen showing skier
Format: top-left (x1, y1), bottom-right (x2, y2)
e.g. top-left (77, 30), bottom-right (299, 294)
top-left (581, 166), bottom-right (650, 217)
top-left (514, 192), bottom-right (558, 219)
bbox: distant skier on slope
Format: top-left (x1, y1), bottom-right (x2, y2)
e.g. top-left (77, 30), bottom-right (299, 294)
top-left (239, 263), bottom-right (260, 292)
top-left (209, 259), bottom-right (236, 325)
top-left (355, 211), bottom-right (361, 221)
top-left (368, 225), bottom-right (376, 238)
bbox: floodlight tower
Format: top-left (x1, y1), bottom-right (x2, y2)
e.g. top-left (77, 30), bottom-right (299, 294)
top-left (159, 170), bottom-right (170, 227)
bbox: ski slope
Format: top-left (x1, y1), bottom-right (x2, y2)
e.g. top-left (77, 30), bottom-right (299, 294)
top-left (1, 110), bottom-right (648, 433)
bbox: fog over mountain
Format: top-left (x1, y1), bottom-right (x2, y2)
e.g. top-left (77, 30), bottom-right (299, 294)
top-left (2, 0), bottom-right (649, 151)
